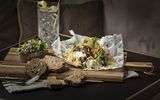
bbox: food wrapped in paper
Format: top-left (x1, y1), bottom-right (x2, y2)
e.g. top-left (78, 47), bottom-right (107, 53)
top-left (52, 30), bottom-right (124, 70)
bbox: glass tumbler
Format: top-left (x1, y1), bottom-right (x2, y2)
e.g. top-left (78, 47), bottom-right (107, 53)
top-left (37, 3), bottom-right (59, 47)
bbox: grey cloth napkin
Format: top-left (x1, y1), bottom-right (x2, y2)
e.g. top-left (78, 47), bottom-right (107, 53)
top-left (1, 71), bottom-right (139, 93)
top-left (125, 71), bottom-right (139, 79)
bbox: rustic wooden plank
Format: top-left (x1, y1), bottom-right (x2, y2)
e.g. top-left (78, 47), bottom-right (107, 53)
top-left (125, 62), bottom-right (153, 72)
top-left (2, 48), bottom-right (20, 64)
top-left (1, 48), bottom-right (125, 82)
top-left (0, 64), bottom-right (124, 82)
top-left (0, 64), bottom-right (26, 77)
top-left (3, 48), bottom-right (153, 73)
top-left (84, 70), bottom-right (124, 82)
top-left (9, 48), bottom-right (18, 53)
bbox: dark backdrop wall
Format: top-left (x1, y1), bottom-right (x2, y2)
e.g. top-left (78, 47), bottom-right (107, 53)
top-left (0, 0), bottom-right (159, 58)
top-left (103, 0), bottom-right (160, 58)
top-left (0, 0), bottom-right (19, 51)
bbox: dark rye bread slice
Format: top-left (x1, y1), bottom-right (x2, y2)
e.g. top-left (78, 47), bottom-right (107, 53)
top-left (43, 55), bottom-right (68, 73)
top-left (25, 58), bottom-right (47, 77)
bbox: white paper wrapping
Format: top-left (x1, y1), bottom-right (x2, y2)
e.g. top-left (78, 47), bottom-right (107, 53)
top-left (52, 30), bottom-right (124, 70)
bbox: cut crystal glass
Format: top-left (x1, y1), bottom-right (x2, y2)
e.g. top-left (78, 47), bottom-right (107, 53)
top-left (38, 3), bottom-right (59, 47)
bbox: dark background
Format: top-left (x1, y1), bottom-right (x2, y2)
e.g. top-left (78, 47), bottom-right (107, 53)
top-left (0, 0), bottom-right (160, 58)
top-left (0, 1), bottom-right (160, 100)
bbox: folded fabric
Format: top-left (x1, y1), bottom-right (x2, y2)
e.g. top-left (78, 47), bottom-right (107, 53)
top-left (1, 71), bottom-right (139, 93)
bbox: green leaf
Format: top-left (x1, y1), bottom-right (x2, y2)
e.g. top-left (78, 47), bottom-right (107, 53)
top-left (92, 37), bottom-right (97, 44)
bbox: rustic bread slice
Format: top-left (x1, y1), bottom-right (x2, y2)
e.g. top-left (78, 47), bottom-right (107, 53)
top-left (43, 55), bottom-right (68, 73)
top-left (25, 58), bottom-right (47, 77)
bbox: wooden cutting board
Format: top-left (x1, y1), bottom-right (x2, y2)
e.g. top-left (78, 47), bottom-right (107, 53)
top-left (0, 48), bottom-right (125, 82)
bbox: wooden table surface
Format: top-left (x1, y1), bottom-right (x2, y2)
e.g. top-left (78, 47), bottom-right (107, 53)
top-left (0, 35), bottom-right (160, 100)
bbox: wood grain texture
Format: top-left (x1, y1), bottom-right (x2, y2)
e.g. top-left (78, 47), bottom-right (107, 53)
top-left (3, 48), bottom-right (152, 72)
top-left (125, 62), bottom-right (153, 72)
top-left (0, 48), bottom-right (125, 82)
top-left (0, 64), bottom-right (124, 82)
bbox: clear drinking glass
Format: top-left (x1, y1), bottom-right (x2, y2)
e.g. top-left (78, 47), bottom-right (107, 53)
top-left (37, 2), bottom-right (59, 47)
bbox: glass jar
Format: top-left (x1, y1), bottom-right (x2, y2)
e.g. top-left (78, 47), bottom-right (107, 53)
top-left (37, 2), bottom-right (59, 47)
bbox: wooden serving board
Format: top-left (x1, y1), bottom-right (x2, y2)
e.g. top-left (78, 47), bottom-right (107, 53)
top-left (2, 48), bottom-right (153, 72)
top-left (125, 62), bottom-right (153, 72)
top-left (0, 48), bottom-right (125, 82)
top-left (0, 64), bottom-right (124, 82)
